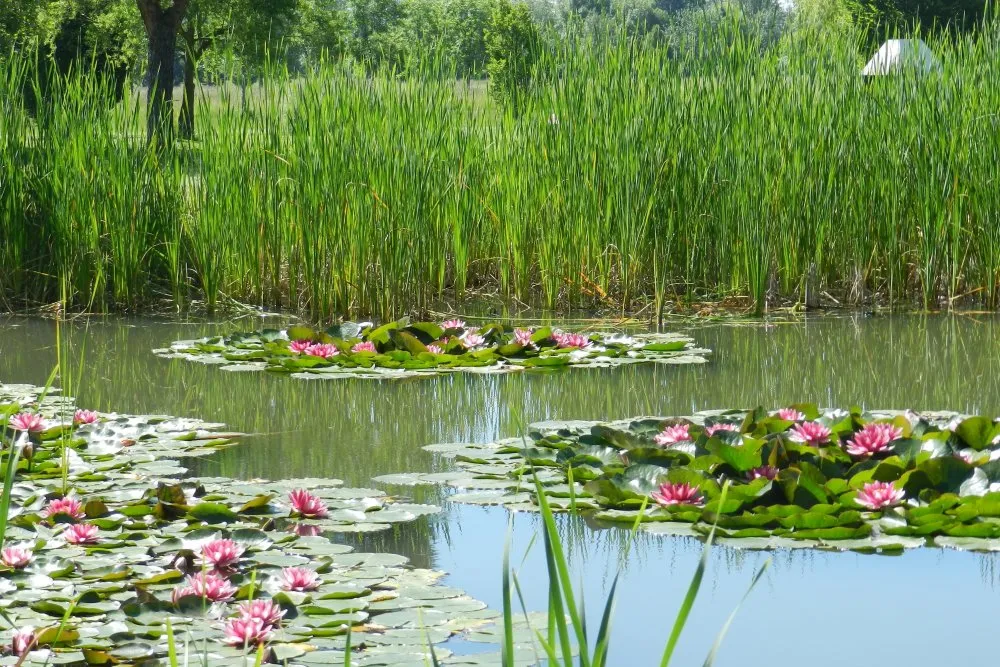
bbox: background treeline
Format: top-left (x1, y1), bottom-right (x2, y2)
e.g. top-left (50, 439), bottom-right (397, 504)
top-left (0, 0), bottom-right (989, 84)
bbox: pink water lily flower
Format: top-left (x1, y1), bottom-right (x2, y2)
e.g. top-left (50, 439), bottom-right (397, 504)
top-left (304, 343), bottom-right (339, 359)
top-left (651, 482), bottom-right (704, 507)
top-left (460, 331), bottom-right (485, 348)
top-left (789, 421), bottom-right (832, 447)
top-left (236, 599), bottom-right (285, 628)
top-left (747, 465), bottom-right (780, 480)
top-left (654, 424), bottom-right (692, 447)
top-left (351, 341), bottom-right (377, 354)
top-left (73, 409), bottom-right (100, 425)
top-left (183, 572), bottom-right (237, 602)
top-left (64, 523), bottom-right (100, 545)
top-left (553, 331), bottom-right (592, 349)
top-left (1, 545), bottom-right (33, 569)
top-left (845, 423), bottom-right (903, 457)
top-left (514, 328), bottom-right (534, 347)
top-left (856, 481), bottom-right (905, 510)
top-left (289, 339), bottom-right (311, 354)
top-left (426, 344), bottom-right (444, 355)
top-left (9, 627), bottom-right (36, 657)
top-left (775, 408), bottom-right (805, 422)
top-left (44, 497), bottom-right (85, 522)
top-left (201, 539), bottom-right (244, 570)
top-left (704, 423), bottom-right (740, 437)
top-left (288, 489), bottom-right (328, 519)
top-left (9, 412), bottom-right (45, 433)
top-left (279, 567), bottom-right (320, 592)
top-left (223, 617), bottom-right (271, 648)
top-left (441, 319), bottom-right (466, 330)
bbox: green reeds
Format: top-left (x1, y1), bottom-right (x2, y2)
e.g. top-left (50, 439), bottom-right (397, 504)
top-left (3, 18), bottom-right (1000, 318)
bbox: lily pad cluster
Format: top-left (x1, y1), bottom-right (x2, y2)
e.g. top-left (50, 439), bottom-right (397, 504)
top-left (153, 319), bottom-right (709, 380)
top-left (376, 406), bottom-right (1000, 553)
top-left (0, 382), bottom-right (516, 665)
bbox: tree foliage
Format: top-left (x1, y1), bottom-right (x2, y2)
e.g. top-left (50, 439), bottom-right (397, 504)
top-left (485, 0), bottom-right (539, 110)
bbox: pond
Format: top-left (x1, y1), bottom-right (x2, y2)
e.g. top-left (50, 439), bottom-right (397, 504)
top-left (2, 313), bottom-right (999, 665)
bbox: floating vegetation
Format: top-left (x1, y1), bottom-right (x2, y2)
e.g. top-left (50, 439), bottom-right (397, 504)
top-left (0, 382), bottom-right (515, 665)
top-left (154, 320), bottom-right (709, 380)
top-left (376, 406), bottom-right (1000, 553)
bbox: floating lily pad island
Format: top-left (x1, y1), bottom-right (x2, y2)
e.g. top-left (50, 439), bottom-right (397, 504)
top-left (376, 406), bottom-right (1000, 553)
top-left (0, 382), bottom-right (524, 665)
top-left (154, 319), bottom-right (709, 380)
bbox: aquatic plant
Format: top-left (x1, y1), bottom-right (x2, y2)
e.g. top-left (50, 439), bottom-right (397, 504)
top-left (72, 409), bottom-right (100, 425)
top-left (845, 422), bottom-right (903, 457)
top-left (380, 404), bottom-right (1000, 551)
top-left (654, 424), bottom-right (692, 446)
top-left (287, 489), bottom-right (329, 518)
top-left (0, 381), bottom-right (502, 663)
top-left (651, 482), bottom-right (704, 507)
top-left (155, 321), bottom-right (709, 380)
top-left (278, 566), bottom-right (321, 592)
top-left (856, 481), bottom-right (906, 510)
top-left (8, 412), bottom-right (45, 432)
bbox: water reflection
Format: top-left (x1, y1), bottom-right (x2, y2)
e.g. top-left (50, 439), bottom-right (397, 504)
top-left (3, 313), bottom-right (1000, 665)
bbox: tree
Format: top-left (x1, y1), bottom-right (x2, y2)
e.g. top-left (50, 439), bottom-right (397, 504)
top-left (136, 0), bottom-right (190, 145)
top-left (484, 0), bottom-right (538, 111)
top-left (177, 0), bottom-right (298, 138)
top-left (846, 0), bottom-right (987, 36)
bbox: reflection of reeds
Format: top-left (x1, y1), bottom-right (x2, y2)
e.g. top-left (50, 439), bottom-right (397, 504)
top-left (4, 24), bottom-right (1000, 317)
top-left (2, 314), bottom-right (999, 487)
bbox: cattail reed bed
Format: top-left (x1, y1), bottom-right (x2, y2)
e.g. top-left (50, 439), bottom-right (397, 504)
top-left (3, 22), bottom-right (1000, 320)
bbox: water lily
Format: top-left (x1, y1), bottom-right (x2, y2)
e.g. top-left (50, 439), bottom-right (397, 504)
top-left (223, 617), bottom-right (270, 648)
top-left (552, 331), bottom-right (592, 349)
top-left (351, 341), bottom-right (376, 354)
top-left (747, 465), bottom-right (779, 480)
top-left (514, 328), bottom-right (534, 347)
top-left (856, 481), bottom-right (905, 510)
top-left (183, 572), bottom-right (237, 602)
top-left (9, 412), bottom-right (45, 433)
top-left (774, 408), bottom-right (805, 422)
top-left (651, 482), bottom-right (704, 507)
top-left (441, 319), bottom-right (466, 330)
top-left (704, 423), bottom-right (740, 437)
top-left (304, 343), bottom-right (339, 359)
top-left (654, 424), bottom-right (691, 447)
top-left (201, 539), bottom-right (244, 570)
top-left (63, 523), bottom-right (100, 545)
top-left (279, 566), bottom-right (320, 592)
top-left (789, 421), bottom-right (832, 447)
top-left (426, 344), bottom-right (444, 354)
top-left (44, 497), bottom-right (85, 522)
top-left (288, 339), bottom-right (311, 354)
top-left (236, 599), bottom-right (285, 628)
top-left (288, 489), bottom-right (328, 519)
top-left (9, 627), bottom-right (36, 657)
top-left (460, 331), bottom-right (485, 348)
top-left (1, 545), bottom-right (32, 569)
top-left (73, 409), bottom-right (100, 425)
top-left (845, 422), bottom-right (903, 457)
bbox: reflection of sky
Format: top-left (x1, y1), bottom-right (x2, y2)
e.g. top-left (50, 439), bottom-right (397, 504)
top-left (434, 504), bottom-right (998, 666)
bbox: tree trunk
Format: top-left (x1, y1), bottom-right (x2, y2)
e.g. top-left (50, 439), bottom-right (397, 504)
top-left (179, 34), bottom-right (196, 139)
top-left (136, 0), bottom-right (190, 146)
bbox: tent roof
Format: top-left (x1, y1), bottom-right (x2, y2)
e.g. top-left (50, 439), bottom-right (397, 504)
top-left (862, 39), bottom-right (942, 76)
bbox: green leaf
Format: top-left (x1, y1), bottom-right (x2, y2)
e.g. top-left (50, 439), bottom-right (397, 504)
top-left (187, 502), bottom-right (239, 524)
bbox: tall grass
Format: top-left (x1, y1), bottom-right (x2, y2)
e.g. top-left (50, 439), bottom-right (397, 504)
top-left (3, 18), bottom-right (1000, 318)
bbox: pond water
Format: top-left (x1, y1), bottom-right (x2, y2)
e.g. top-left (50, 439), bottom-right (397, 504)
top-left (2, 313), bottom-right (999, 665)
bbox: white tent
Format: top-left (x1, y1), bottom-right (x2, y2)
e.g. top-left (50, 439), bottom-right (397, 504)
top-left (861, 39), bottom-right (942, 76)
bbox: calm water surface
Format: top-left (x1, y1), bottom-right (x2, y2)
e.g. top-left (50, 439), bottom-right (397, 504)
top-left (2, 313), bottom-right (999, 665)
